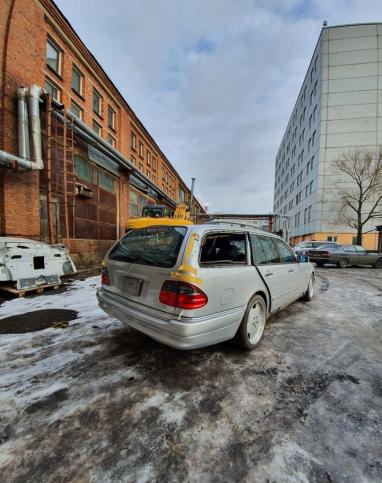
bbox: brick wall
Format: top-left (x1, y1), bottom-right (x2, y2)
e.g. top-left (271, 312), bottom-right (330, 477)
top-left (1, 0), bottom-right (44, 239)
top-left (0, 0), bottom-right (205, 263)
top-left (66, 238), bottom-right (114, 268)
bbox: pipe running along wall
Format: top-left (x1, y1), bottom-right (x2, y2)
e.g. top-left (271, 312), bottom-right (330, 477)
top-left (0, 84), bottom-right (43, 170)
top-left (1, 84), bottom-right (180, 209)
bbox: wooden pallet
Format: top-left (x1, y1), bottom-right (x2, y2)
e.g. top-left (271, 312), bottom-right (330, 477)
top-left (0, 283), bottom-right (61, 298)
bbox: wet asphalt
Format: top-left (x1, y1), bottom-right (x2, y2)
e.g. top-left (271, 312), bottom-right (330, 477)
top-left (0, 267), bottom-right (381, 482)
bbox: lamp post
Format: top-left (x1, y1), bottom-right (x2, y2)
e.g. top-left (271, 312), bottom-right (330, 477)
top-left (189, 177), bottom-right (195, 215)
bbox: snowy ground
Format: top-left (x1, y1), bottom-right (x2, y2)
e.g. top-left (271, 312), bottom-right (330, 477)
top-left (0, 268), bottom-right (381, 482)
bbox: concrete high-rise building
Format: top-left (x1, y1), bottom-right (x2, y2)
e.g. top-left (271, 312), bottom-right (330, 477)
top-left (273, 23), bottom-right (382, 249)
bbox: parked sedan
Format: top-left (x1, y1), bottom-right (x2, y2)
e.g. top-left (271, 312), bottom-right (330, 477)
top-left (306, 244), bottom-right (382, 268)
top-left (293, 240), bottom-right (338, 254)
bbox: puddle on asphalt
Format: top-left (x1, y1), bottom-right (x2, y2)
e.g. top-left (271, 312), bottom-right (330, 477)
top-left (0, 309), bottom-right (78, 334)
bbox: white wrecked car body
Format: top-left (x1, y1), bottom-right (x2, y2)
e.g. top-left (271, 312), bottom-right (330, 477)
top-left (0, 237), bottom-right (76, 289)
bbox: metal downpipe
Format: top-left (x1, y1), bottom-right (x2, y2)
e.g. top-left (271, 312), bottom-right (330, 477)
top-left (17, 87), bottom-right (30, 159)
top-left (27, 84), bottom-right (44, 170)
top-left (0, 84), bottom-right (43, 170)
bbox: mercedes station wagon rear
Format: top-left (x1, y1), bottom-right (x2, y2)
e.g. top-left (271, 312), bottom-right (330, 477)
top-left (97, 223), bottom-right (314, 350)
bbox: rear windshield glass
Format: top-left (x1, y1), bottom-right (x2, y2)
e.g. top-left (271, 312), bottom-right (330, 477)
top-left (109, 226), bottom-right (187, 268)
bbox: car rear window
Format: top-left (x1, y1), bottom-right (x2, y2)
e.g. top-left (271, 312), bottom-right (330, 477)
top-left (200, 232), bottom-right (247, 265)
top-left (109, 226), bottom-right (187, 268)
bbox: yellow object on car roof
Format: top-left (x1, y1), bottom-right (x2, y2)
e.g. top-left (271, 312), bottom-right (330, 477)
top-left (127, 217), bottom-right (193, 230)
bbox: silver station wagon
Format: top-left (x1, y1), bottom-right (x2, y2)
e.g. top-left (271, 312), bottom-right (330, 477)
top-left (97, 223), bottom-right (315, 350)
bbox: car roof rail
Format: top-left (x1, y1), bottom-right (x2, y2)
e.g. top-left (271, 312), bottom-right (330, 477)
top-left (204, 220), bottom-right (272, 233)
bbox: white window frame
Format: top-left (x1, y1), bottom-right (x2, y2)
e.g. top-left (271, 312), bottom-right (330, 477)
top-left (93, 88), bottom-right (102, 116)
top-left (72, 65), bottom-right (83, 95)
top-left (45, 77), bottom-right (61, 102)
top-left (70, 100), bottom-right (83, 119)
top-left (46, 37), bottom-right (62, 75)
top-left (108, 105), bottom-right (115, 129)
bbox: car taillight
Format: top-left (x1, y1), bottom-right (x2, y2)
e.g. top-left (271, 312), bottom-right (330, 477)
top-left (101, 268), bottom-right (110, 285)
top-left (159, 280), bottom-right (208, 309)
top-left (321, 251), bottom-right (330, 257)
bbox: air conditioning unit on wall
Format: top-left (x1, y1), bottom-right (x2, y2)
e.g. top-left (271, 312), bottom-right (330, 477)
top-left (75, 183), bottom-right (93, 199)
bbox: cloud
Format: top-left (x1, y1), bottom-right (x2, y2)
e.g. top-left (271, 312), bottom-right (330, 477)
top-left (56, 0), bottom-right (382, 213)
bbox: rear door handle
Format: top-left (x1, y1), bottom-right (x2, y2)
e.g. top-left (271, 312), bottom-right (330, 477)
top-left (288, 268), bottom-right (295, 273)
top-left (265, 272), bottom-right (273, 277)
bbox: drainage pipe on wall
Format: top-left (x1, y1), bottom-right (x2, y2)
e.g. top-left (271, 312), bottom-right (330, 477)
top-left (0, 84), bottom-right (44, 170)
top-left (56, 109), bottom-right (176, 207)
top-left (17, 86), bottom-right (30, 159)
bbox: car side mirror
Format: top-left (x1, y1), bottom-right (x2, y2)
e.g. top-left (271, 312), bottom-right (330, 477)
top-left (297, 253), bottom-right (309, 263)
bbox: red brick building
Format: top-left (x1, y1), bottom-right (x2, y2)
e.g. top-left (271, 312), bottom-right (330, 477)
top-left (0, 0), bottom-right (204, 265)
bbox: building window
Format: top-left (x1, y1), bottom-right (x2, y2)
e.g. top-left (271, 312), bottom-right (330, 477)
top-left (46, 38), bottom-right (61, 74)
top-left (131, 131), bottom-right (136, 150)
top-left (92, 120), bottom-right (102, 136)
top-left (72, 66), bottom-right (83, 95)
top-left (304, 208), bottom-right (308, 224)
top-left (74, 155), bottom-right (95, 183)
top-left (108, 106), bottom-right (115, 129)
top-left (99, 171), bottom-right (116, 193)
top-left (139, 141), bottom-right (144, 158)
top-left (70, 100), bottom-right (83, 119)
top-left (327, 236), bottom-right (337, 242)
top-left (312, 130), bottom-right (316, 146)
top-left (139, 162), bottom-right (143, 172)
top-left (152, 157), bottom-right (157, 170)
top-left (45, 78), bottom-right (60, 102)
top-left (309, 180), bottom-right (313, 194)
top-left (107, 134), bottom-right (115, 147)
top-left (147, 151), bottom-right (151, 166)
top-left (308, 205), bottom-right (312, 223)
top-left (131, 155), bottom-right (136, 166)
top-left (93, 89), bottom-right (102, 116)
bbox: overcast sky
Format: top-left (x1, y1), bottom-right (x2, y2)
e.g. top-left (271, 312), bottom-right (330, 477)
top-left (56, 0), bottom-right (382, 213)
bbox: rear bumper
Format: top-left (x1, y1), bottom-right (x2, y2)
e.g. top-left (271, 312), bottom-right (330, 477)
top-left (96, 287), bottom-right (244, 350)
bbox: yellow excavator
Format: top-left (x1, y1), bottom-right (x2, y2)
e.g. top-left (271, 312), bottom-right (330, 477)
top-left (126, 202), bottom-right (193, 230)
top-left (126, 178), bottom-right (196, 230)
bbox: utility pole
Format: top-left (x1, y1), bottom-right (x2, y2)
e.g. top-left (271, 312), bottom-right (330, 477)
top-left (189, 177), bottom-right (195, 216)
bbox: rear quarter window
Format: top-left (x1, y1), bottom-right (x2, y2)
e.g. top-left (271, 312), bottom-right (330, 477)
top-left (200, 232), bottom-right (247, 266)
top-left (109, 226), bottom-right (187, 268)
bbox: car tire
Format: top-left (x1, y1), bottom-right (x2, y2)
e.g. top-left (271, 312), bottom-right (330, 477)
top-left (316, 262), bottom-right (325, 267)
top-left (235, 294), bottom-right (267, 350)
top-left (302, 275), bottom-right (315, 301)
top-left (374, 258), bottom-right (382, 268)
top-left (337, 257), bottom-right (349, 268)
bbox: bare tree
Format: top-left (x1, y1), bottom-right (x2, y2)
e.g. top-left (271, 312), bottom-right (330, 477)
top-left (335, 147), bottom-right (382, 245)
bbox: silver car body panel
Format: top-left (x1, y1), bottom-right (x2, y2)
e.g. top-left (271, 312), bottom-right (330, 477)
top-left (98, 223), bottom-right (314, 349)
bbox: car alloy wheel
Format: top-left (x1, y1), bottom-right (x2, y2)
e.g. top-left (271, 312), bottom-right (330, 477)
top-left (338, 258), bottom-right (348, 268)
top-left (303, 275), bottom-right (314, 301)
top-left (236, 295), bottom-right (267, 349)
top-left (247, 302), bottom-right (266, 345)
